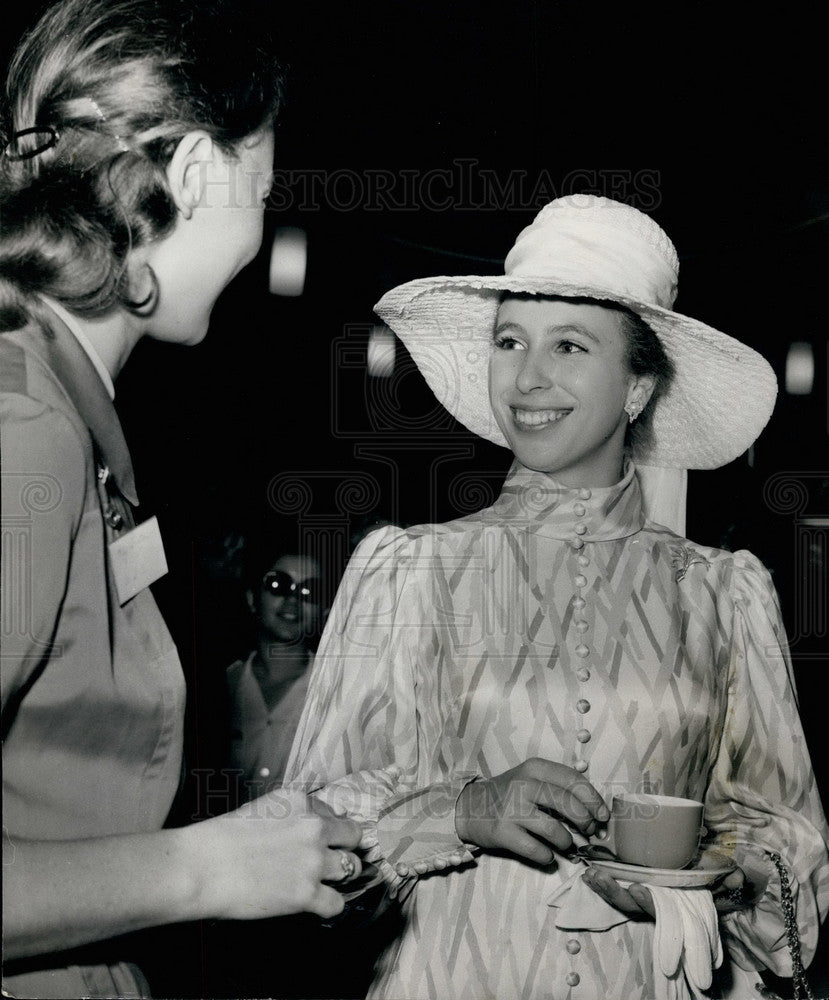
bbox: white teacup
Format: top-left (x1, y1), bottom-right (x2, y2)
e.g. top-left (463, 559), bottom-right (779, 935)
top-left (598, 793), bottom-right (703, 869)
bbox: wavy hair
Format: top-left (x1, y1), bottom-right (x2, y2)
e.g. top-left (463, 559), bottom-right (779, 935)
top-left (0, 0), bottom-right (284, 330)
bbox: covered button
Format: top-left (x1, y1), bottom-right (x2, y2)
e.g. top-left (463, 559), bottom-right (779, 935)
top-left (574, 759), bottom-right (589, 773)
top-left (574, 574), bottom-right (588, 589)
top-left (575, 644), bottom-right (590, 658)
top-left (574, 522), bottom-right (587, 535)
top-left (566, 972), bottom-right (581, 986)
top-left (573, 503), bottom-right (586, 517)
top-left (576, 728), bottom-right (591, 743)
top-left (566, 939), bottom-right (582, 955)
top-left (578, 488), bottom-right (592, 500)
top-left (576, 699), bottom-right (590, 714)
top-left (576, 667), bottom-right (591, 682)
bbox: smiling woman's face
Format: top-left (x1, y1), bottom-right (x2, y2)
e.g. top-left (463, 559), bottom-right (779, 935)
top-left (256, 554), bottom-right (322, 645)
top-left (488, 296), bottom-right (645, 487)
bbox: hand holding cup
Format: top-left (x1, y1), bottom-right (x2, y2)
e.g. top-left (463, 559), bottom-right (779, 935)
top-left (455, 757), bottom-right (610, 866)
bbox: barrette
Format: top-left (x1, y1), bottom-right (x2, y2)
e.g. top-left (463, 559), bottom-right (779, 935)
top-left (2, 125), bottom-right (60, 161)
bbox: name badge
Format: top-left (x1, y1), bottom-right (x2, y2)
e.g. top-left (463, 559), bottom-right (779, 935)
top-left (108, 515), bottom-right (168, 605)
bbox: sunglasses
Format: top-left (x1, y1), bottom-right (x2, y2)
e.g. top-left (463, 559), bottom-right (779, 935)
top-left (261, 570), bottom-right (320, 603)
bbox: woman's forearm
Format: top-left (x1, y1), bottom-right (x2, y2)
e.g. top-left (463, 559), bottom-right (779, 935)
top-left (3, 789), bottom-right (363, 960)
top-left (3, 827), bottom-right (198, 959)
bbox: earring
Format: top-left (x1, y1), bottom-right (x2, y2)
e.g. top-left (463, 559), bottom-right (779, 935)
top-left (624, 401), bottom-right (641, 424)
top-left (120, 262), bottom-right (160, 316)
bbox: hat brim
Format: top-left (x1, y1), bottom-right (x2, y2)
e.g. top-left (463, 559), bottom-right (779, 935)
top-left (374, 274), bottom-right (778, 469)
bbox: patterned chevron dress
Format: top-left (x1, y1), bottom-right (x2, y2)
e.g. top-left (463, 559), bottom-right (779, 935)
top-left (286, 462), bottom-right (829, 999)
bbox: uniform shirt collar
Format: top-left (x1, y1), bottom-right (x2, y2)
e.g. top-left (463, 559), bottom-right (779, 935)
top-left (490, 460), bottom-right (644, 541)
top-left (34, 302), bottom-right (138, 505)
top-left (40, 295), bottom-right (115, 400)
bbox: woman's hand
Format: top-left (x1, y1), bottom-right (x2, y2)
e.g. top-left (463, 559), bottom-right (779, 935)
top-left (3, 790), bottom-right (362, 960)
top-left (581, 867), bottom-right (655, 918)
top-left (185, 788), bottom-right (363, 921)
top-left (455, 758), bottom-right (610, 865)
top-left (581, 856), bottom-right (751, 920)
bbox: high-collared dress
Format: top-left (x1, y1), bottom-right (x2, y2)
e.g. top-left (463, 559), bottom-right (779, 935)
top-left (1, 314), bottom-right (185, 999)
top-left (286, 461), bottom-right (829, 1000)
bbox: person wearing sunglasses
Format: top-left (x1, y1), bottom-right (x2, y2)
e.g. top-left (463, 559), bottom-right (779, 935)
top-left (226, 538), bottom-right (327, 801)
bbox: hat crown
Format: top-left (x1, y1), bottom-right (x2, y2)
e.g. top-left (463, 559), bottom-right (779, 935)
top-left (505, 195), bottom-right (679, 309)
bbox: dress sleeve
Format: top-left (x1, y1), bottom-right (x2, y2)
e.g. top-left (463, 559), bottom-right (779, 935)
top-left (284, 526), bottom-right (477, 896)
top-left (702, 549), bottom-right (829, 975)
top-left (0, 393), bottom-right (87, 707)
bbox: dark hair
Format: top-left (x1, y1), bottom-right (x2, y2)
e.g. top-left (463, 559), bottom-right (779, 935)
top-left (0, 0), bottom-right (285, 330)
top-left (615, 305), bottom-right (675, 451)
top-left (243, 519), bottom-right (330, 650)
top-left (242, 519), bottom-right (330, 599)
top-left (496, 291), bottom-right (675, 451)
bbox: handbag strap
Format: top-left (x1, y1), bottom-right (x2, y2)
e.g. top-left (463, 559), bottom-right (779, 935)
top-left (757, 851), bottom-right (814, 1000)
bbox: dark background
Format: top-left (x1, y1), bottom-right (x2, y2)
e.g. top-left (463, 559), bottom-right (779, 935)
top-left (4, 2), bottom-right (828, 996)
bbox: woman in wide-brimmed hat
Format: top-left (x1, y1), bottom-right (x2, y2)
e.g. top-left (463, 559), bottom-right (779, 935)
top-left (286, 196), bottom-right (829, 999)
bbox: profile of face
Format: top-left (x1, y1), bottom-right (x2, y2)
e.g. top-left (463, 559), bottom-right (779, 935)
top-left (249, 554), bottom-right (323, 646)
top-left (146, 127), bottom-right (275, 345)
top-left (488, 296), bottom-right (653, 487)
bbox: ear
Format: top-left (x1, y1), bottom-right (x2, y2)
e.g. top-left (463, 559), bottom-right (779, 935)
top-left (166, 131), bottom-right (217, 219)
top-left (626, 374), bottom-right (656, 415)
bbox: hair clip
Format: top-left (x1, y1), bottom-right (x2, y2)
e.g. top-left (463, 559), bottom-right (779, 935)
top-left (2, 125), bottom-right (60, 161)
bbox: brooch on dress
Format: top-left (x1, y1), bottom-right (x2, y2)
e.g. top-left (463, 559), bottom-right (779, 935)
top-left (670, 544), bottom-right (711, 582)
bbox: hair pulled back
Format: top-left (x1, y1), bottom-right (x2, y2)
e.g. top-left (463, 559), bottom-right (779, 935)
top-left (0, 0), bottom-right (284, 330)
top-left (496, 291), bottom-right (676, 453)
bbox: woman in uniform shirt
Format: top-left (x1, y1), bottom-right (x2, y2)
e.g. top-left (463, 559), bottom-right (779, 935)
top-left (0, 2), bottom-right (360, 996)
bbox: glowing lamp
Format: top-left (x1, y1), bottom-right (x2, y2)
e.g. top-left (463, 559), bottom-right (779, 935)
top-left (784, 341), bottom-right (814, 395)
top-left (269, 226), bottom-right (307, 297)
top-left (367, 325), bottom-right (396, 378)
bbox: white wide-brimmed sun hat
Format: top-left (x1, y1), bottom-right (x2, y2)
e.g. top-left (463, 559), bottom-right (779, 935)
top-left (374, 194), bottom-right (777, 469)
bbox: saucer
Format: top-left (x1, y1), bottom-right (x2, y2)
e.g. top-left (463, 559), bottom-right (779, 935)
top-left (576, 846), bottom-right (735, 888)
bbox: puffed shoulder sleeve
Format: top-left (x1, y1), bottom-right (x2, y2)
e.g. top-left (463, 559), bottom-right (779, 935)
top-left (703, 549), bottom-right (829, 975)
top-left (1, 392), bottom-right (87, 706)
top-left (284, 526), bottom-right (477, 896)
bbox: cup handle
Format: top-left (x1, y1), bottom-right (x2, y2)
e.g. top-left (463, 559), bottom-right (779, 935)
top-left (592, 819), bottom-right (616, 856)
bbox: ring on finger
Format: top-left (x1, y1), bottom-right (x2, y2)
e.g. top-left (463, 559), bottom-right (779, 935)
top-left (339, 850), bottom-right (356, 880)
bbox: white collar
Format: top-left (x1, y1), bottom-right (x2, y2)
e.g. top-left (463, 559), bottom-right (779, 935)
top-left (39, 295), bottom-right (116, 400)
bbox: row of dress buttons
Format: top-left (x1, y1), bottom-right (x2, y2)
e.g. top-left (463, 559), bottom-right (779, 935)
top-left (572, 488), bottom-right (592, 779)
top-left (566, 933), bottom-right (580, 985)
top-left (567, 490), bottom-right (588, 987)
top-left (394, 852), bottom-right (466, 878)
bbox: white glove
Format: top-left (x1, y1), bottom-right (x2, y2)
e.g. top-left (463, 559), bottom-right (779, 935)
top-left (651, 888), bottom-right (684, 1000)
top-left (649, 886), bottom-right (723, 1000)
